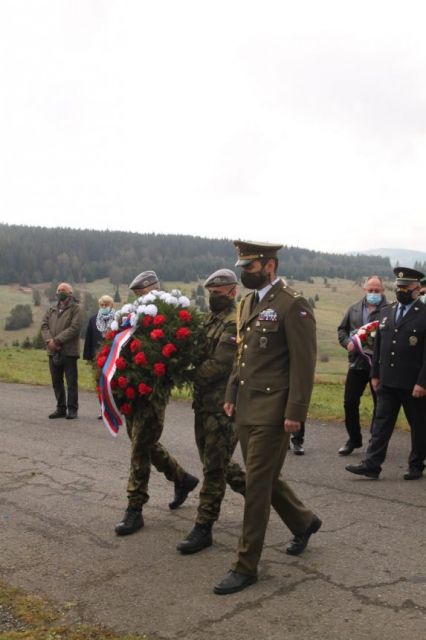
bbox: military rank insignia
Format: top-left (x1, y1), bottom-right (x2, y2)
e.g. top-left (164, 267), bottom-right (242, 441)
top-left (258, 308), bottom-right (278, 322)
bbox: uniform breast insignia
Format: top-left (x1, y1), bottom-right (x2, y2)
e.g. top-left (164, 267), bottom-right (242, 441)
top-left (259, 336), bottom-right (268, 349)
top-left (409, 336), bottom-right (418, 346)
top-left (299, 311), bottom-right (308, 319)
top-left (258, 308), bottom-right (278, 322)
top-left (380, 317), bottom-right (388, 329)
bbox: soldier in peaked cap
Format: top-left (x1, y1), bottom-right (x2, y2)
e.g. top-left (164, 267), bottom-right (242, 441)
top-left (114, 270), bottom-right (199, 537)
top-left (177, 268), bottom-right (246, 555)
top-left (214, 241), bottom-right (321, 595)
top-left (347, 266), bottom-right (426, 481)
top-left (129, 270), bottom-right (160, 293)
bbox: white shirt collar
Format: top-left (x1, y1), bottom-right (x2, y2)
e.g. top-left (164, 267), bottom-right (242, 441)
top-left (257, 277), bottom-right (281, 302)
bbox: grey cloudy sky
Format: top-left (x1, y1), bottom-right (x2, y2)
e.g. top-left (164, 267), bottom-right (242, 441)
top-left (1, 0), bottom-right (425, 253)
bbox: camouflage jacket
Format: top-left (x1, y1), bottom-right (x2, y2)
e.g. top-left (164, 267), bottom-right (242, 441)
top-left (193, 303), bottom-right (237, 413)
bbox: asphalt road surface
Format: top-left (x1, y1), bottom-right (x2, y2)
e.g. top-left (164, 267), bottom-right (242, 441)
top-left (1, 382), bottom-right (425, 640)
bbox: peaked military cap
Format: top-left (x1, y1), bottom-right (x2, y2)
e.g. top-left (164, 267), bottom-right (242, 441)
top-left (204, 268), bottom-right (238, 288)
top-left (129, 270), bottom-right (160, 291)
top-left (233, 240), bottom-right (283, 267)
top-left (393, 266), bottom-right (425, 286)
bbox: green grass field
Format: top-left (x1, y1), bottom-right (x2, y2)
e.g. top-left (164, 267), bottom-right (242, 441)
top-left (0, 276), bottom-right (408, 429)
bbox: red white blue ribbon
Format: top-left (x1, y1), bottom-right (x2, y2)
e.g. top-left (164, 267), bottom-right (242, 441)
top-left (99, 325), bottom-right (136, 436)
top-left (349, 334), bottom-right (373, 367)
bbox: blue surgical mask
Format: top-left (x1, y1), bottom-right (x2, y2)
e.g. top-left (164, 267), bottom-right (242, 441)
top-left (366, 293), bottom-right (382, 305)
top-left (100, 306), bottom-right (111, 315)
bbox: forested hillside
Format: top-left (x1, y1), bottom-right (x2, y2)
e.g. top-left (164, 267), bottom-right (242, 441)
top-left (0, 224), bottom-right (393, 284)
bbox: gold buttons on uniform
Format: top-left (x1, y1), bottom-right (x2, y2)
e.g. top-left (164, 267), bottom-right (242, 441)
top-left (262, 328), bottom-right (266, 332)
top-left (391, 364), bottom-right (394, 367)
top-left (392, 340), bottom-right (396, 344)
top-left (247, 327), bottom-right (251, 332)
top-left (244, 344), bottom-right (248, 349)
top-left (241, 362), bottom-right (245, 367)
top-left (240, 380), bottom-right (245, 385)
top-left (394, 329), bottom-right (398, 333)
top-left (391, 352), bottom-right (395, 355)
top-left (266, 387), bottom-right (271, 392)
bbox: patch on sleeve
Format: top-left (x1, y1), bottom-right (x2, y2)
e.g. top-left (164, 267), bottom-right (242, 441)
top-left (299, 310), bottom-right (309, 318)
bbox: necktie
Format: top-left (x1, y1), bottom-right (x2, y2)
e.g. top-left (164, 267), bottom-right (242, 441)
top-left (251, 291), bottom-right (259, 312)
top-left (396, 305), bottom-right (405, 324)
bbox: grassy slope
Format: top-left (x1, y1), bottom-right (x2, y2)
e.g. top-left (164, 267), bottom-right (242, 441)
top-left (0, 277), bottom-right (408, 428)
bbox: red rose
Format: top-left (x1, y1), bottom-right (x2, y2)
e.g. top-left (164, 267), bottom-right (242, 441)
top-left (150, 329), bottom-right (165, 341)
top-left (110, 379), bottom-right (118, 390)
top-left (125, 386), bottom-right (136, 400)
top-left (142, 315), bottom-right (153, 327)
top-left (120, 403), bottom-right (133, 416)
top-left (153, 362), bottom-right (166, 377)
top-left (175, 327), bottom-right (191, 340)
top-left (130, 339), bottom-right (142, 353)
top-left (138, 382), bottom-right (153, 396)
top-left (162, 343), bottom-right (177, 358)
top-left (97, 355), bottom-right (107, 369)
top-left (99, 345), bottom-right (110, 357)
top-left (118, 376), bottom-right (129, 389)
top-left (134, 351), bottom-right (148, 366)
top-left (153, 314), bottom-right (166, 326)
top-left (116, 357), bottom-right (127, 370)
top-left (104, 330), bottom-right (117, 340)
top-left (178, 310), bottom-right (192, 323)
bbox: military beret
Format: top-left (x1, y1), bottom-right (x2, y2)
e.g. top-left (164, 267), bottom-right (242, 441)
top-left (233, 240), bottom-right (283, 267)
top-left (393, 266), bottom-right (425, 286)
top-left (129, 270), bottom-right (160, 291)
top-left (204, 269), bottom-right (238, 288)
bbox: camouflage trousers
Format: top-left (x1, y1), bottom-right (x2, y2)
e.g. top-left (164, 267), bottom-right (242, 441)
top-left (194, 409), bottom-right (246, 525)
top-left (125, 403), bottom-right (186, 510)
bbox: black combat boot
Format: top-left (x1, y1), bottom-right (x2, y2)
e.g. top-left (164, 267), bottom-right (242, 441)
top-left (168, 473), bottom-right (199, 510)
top-left (177, 523), bottom-right (213, 554)
top-left (114, 508), bottom-right (144, 536)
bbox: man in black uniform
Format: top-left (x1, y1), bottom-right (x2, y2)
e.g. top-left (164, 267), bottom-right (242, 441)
top-left (346, 267), bottom-right (426, 480)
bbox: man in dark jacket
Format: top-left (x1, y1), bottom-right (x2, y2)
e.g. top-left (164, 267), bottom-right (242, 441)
top-left (346, 267), bottom-right (426, 480)
top-left (177, 269), bottom-right (245, 555)
top-left (337, 276), bottom-right (387, 455)
top-left (41, 283), bottom-right (83, 420)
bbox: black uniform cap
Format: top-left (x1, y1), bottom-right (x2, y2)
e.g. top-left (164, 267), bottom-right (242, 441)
top-left (233, 240), bottom-right (283, 267)
top-left (204, 269), bottom-right (238, 289)
top-left (129, 270), bottom-right (160, 291)
top-left (393, 266), bottom-right (425, 286)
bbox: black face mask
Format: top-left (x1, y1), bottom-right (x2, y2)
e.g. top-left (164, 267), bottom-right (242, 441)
top-left (240, 269), bottom-right (269, 290)
top-left (209, 295), bottom-right (231, 313)
top-left (395, 290), bottom-right (415, 305)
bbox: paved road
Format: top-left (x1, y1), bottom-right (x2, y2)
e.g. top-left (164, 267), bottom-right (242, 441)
top-left (1, 382), bottom-right (425, 639)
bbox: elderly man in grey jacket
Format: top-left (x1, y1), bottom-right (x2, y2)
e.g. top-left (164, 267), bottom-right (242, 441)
top-left (41, 282), bottom-right (83, 420)
top-left (337, 276), bottom-right (387, 455)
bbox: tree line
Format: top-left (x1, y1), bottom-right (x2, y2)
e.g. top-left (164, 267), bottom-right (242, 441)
top-left (0, 223), bottom-right (393, 285)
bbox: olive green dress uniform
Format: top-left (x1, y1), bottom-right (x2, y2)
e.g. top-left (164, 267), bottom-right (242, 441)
top-left (193, 304), bottom-right (246, 524)
top-left (225, 280), bottom-right (317, 577)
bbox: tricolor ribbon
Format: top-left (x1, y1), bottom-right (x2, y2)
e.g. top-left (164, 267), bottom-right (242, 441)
top-left (99, 324), bottom-right (136, 436)
top-left (349, 334), bottom-right (373, 367)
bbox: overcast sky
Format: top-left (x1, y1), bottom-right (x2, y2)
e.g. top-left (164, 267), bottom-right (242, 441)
top-left (1, 1), bottom-right (425, 253)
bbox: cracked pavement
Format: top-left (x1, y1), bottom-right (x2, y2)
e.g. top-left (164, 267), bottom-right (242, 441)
top-left (0, 381), bottom-right (425, 639)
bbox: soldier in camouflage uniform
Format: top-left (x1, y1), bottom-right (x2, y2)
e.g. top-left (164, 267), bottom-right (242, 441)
top-left (177, 269), bottom-right (246, 554)
top-left (115, 270), bottom-right (199, 536)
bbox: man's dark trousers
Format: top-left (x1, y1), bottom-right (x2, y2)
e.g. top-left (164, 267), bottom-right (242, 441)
top-left (344, 368), bottom-right (377, 444)
top-left (363, 386), bottom-right (426, 472)
top-left (48, 355), bottom-right (78, 414)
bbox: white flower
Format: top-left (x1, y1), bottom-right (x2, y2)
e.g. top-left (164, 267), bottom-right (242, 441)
top-left (167, 296), bottom-right (179, 306)
top-left (136, 305), bottom-right (147, 315)
top-left (141, 293), bottom-right (156, 303)
top-left (150, 289), bottom-right (160, 298)
top-left (110, 320), bottom-right (119, 331)
top-left (129, 312), bottom-right (137, 327)
top-left (178, 295), bottom-right (190, 307)
top-left (171, 289), bottom-right (182, 297)
top-left (158, 291), bottom-right (169, 300)
top-left (121, 303), bottom-right (134, 314)
top-left (145, 304), bottom-right (158, 316)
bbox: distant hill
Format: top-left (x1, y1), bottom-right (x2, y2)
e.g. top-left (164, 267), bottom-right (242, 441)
top-left (356, 248), bottom-right (426, 269)
top-left (0, 223), bottom-right (393, 285)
